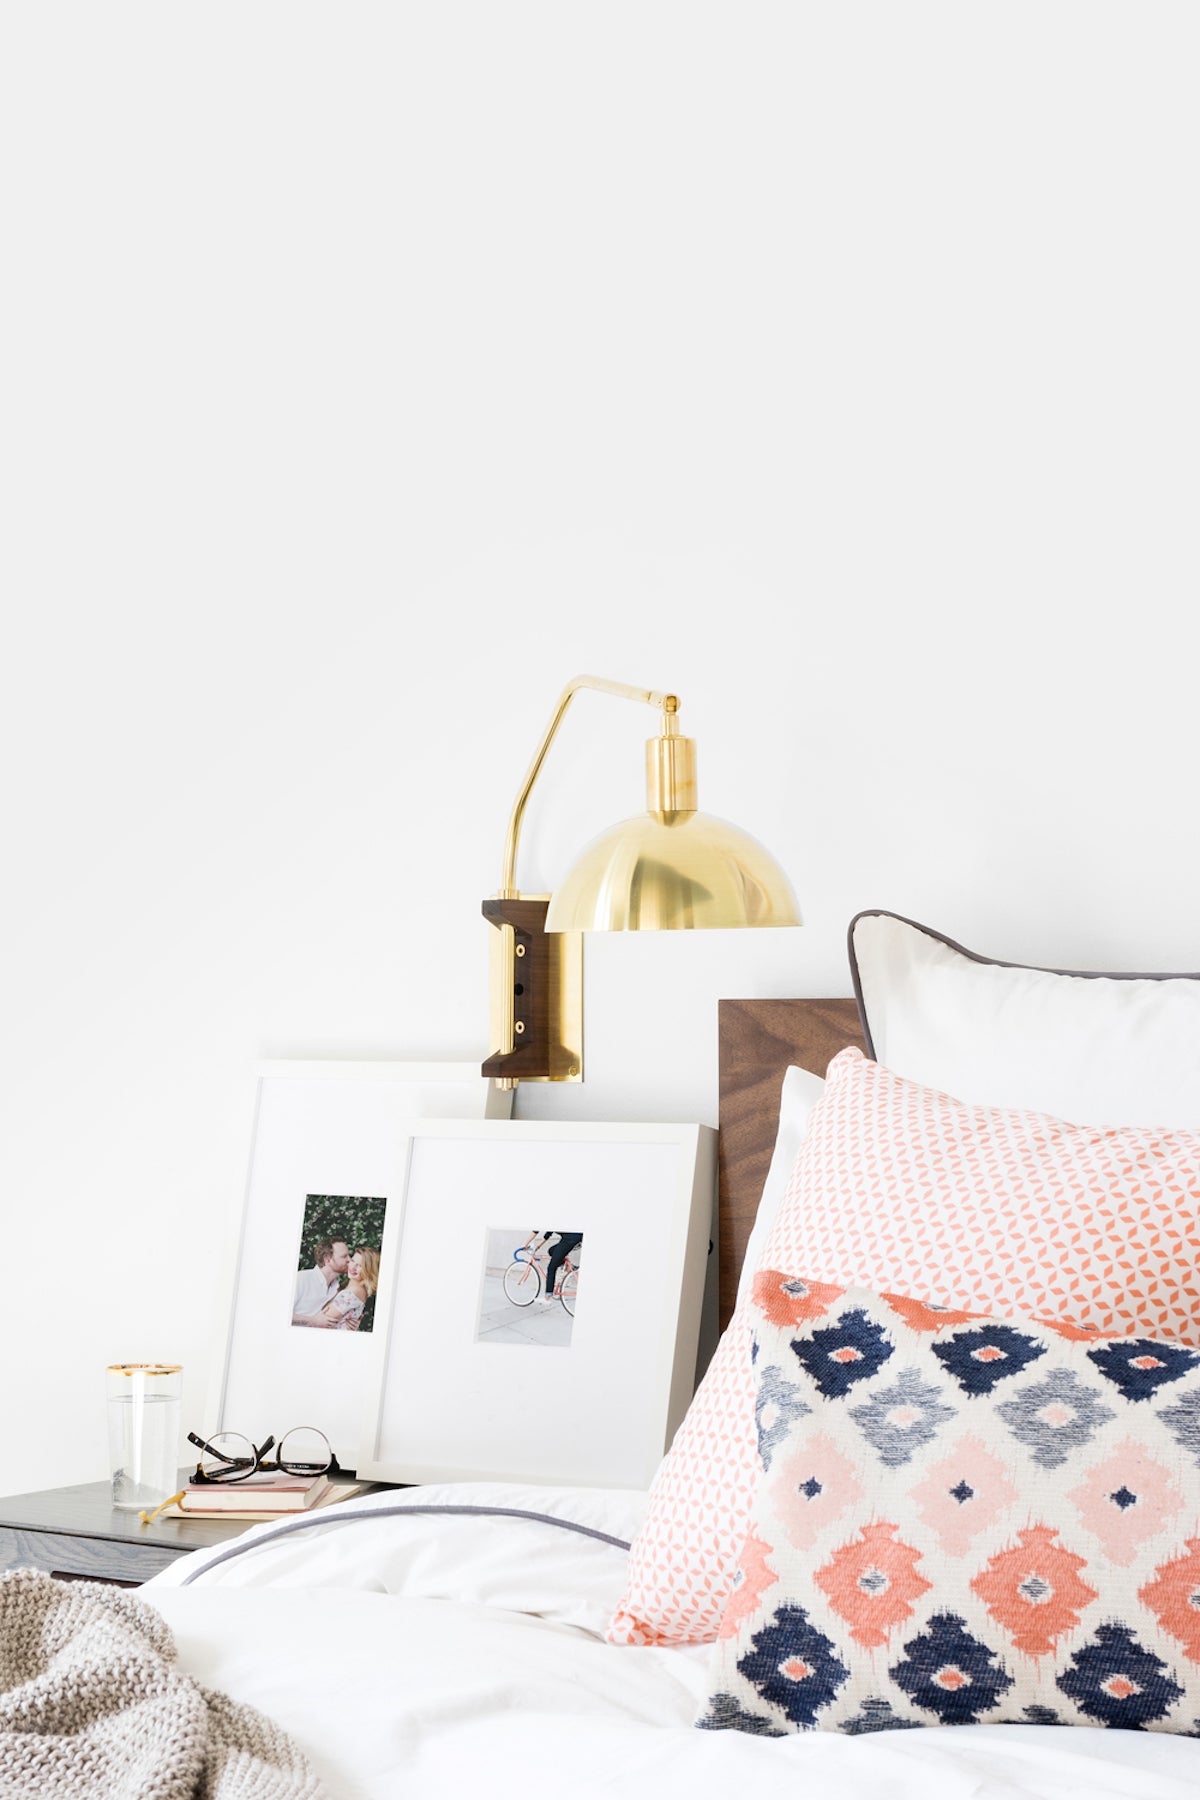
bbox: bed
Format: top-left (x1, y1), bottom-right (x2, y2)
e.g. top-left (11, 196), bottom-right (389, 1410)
top-left (133, 922), bottom-right (1200, 1799)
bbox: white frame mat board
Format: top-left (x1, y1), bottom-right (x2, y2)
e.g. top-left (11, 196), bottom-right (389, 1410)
top-left (208, 1062), bottom-right (512, 1472)
top-left (357, 1118), bottom-right (717, 1490)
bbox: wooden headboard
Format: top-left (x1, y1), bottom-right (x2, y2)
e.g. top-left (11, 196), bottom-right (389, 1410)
top-left (717, 998), bottom-right (866, 1330)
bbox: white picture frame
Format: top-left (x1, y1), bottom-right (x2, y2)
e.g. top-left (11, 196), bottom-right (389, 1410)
top-left (208, 1062), bottom-right (511, 1472)
top-left (357, 1119), bottom-right (716, 1489)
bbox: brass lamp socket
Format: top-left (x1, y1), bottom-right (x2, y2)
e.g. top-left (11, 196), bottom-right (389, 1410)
top-left (646, 732), bottom-right (697, 821)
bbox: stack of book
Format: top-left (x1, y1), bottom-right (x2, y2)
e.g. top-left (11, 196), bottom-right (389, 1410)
top-left (169, 1471), bottom-right (361, 1520)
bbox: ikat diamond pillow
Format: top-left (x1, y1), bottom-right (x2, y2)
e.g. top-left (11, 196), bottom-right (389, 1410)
top-left (699, 1272), bottom-right (1200, 1736)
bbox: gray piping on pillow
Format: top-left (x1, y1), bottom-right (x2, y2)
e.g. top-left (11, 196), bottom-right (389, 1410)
top-left (847, 908), bottom-right (1200, 1063)
top-left (176, 1502), bottom-right (633, 1586)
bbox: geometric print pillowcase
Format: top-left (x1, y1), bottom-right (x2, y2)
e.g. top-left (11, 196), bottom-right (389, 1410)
top-left (700, 1271), bottom-right (1200, 1737)
top-left (770, 1049), bottom-right (1200, 1348)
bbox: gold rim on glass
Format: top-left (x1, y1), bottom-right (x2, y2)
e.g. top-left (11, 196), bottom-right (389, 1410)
top-left (107, 1363), bottom-right (182, 1376)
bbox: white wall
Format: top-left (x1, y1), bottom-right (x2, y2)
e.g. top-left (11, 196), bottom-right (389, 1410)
top-left (2, 4), bottom-right (1197, 1498)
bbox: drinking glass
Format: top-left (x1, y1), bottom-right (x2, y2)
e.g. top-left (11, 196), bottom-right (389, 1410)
top-left (106, 1363), bottom-right (183, 1510)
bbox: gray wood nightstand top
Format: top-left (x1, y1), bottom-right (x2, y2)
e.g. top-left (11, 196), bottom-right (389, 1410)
top-left (0, 1478), bottom-right (252, 1552)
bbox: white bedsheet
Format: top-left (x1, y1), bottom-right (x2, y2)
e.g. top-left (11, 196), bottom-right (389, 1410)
top-left (144, 1484), bottom-right (1200, 1800)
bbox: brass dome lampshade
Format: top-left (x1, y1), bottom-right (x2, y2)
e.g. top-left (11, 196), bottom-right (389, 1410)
top-left (483, 675), bottom-right (800, 1087)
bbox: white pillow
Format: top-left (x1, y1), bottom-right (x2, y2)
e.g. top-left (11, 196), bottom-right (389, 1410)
top-left (850, 909), bottom-right (1200, 1126)
top-left (734, 1065), bottom-right (824, 1307)
top-left (147, 1481), bottom-right (647, 1637)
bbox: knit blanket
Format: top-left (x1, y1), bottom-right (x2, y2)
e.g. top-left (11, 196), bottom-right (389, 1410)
top-left (0, 1569), bottom-right (328, 1798)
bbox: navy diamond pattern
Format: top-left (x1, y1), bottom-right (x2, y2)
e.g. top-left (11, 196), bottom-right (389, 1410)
top-left (889, 1613), bottom-right (1014, 1724)
top-left (790, 1309), bottom-right (894, 1399)
top-left (1057, 1624), bottom-right (1185, 1729)
top-left (696, 1694), bottom-right (787, 1737)
top-left (840, 1698), bottom-right (921, 1735)
top-left (932, 1324), bottom-right (1046, 1396)
top-left (737, 1605), bottom-right (850, 1729)
top-left (1087, 1339), bottom-right (1200, 1403)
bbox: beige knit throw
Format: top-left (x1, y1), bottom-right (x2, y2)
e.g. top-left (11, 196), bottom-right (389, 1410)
top-left (0, 1568), bottom-right (328, 1799)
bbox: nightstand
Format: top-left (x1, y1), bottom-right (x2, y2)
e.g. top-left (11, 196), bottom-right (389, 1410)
top-left (0, 1478), bottom-right (380, 1586)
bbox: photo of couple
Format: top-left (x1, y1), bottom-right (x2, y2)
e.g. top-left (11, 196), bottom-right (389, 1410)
top-left (292, 1193), bottom-right (387, 1335)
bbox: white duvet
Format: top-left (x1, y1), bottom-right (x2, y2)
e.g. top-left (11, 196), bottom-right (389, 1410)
top-left (145, 1484), bottom-right (1200, 1800)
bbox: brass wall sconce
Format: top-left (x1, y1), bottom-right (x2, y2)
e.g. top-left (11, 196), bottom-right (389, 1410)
top-left (483, 674), bottom-right (801, 1088)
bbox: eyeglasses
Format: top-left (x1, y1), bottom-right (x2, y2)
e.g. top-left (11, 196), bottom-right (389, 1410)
top-left (187, 1425), bottom-right (340, 1485)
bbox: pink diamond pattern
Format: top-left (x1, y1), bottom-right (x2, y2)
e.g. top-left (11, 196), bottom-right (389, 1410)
top-left (911, 1434), bottom-right (1020, 1557)
top-left (773, 1431), bottom-right (864, 1551)
top-left (1068, 1441), bottom-right (1185, 1567)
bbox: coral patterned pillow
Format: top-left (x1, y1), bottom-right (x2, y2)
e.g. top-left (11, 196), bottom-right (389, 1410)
top-left (700, 1275), bottom-right (1200, 1735)
top-left (608, 1049), bottom-right (1200, 1648)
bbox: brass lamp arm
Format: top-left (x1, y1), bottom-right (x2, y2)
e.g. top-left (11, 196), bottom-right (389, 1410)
top-left (498, 674), bottom-right (679, 898)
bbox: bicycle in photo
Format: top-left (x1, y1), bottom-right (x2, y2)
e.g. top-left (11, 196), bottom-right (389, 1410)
top-left (502, 1243), bottom-right (579, 1317)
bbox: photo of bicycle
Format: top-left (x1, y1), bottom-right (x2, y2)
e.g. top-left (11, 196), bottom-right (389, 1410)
top-left (503, 1230), bottom-right (581, 1315)
top-left (475, 1228), bottom-right (584, 1348)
